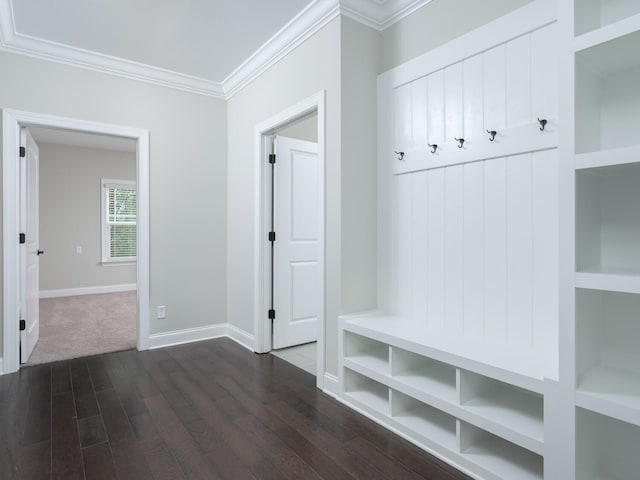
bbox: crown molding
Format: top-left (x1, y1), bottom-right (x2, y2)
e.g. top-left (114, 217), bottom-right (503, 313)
top-left (341, 0), bottom-right (433, 30)
top-left (222, 0), bottom-right (341, 99)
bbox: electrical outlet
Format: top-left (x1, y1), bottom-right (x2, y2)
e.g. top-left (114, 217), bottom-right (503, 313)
top-left (157, 305), bottom-right (166, 319)
top-left (76, 246), bottom-right (82, 254)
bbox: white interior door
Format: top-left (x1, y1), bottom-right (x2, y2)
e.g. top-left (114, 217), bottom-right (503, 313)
top-left (273, 136), bottom-right (320, 349)
top-left (19, 127), bottom-right (40, 363)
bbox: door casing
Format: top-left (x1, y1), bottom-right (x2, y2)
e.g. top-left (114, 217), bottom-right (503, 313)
top-left (253, 91), bottom-right (326, 389)
top-left (2, 109), bottom-right (150, 374)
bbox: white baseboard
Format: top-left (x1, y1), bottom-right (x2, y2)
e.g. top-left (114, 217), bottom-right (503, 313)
top-left (322, 372), bottom-right (339, 397)
top-left (40, 283), bottom-right (136, 299)
top-left (226, 324), bottom-right (255, 351)
top-left (148, 324), bottom-right (227, 350)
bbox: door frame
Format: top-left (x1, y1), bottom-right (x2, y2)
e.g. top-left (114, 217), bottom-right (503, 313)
top-left (2, 109), bottom-right (150, 374)
top-left (253, 91), bottom-right (326, 389)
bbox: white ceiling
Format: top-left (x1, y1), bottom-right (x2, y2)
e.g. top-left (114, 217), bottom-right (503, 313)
top-left (0, 0), bottom-right (432, 97)
top-left (29, 127), bottom-right (137, 153)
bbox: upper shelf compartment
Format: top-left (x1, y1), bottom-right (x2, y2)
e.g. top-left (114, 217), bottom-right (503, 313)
top-left (575, 0), bottom-right (640, 39)
top-left (575, 30), bottom-right (640, 154)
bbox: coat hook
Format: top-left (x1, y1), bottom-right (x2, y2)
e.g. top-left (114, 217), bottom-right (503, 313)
top-left (487, 130), bottom-right (497, 142)
top-left (454, 137), bottom-right (465, 149)
top-left (537, 118), bottom-right (547, 131)
top-left (428, 143), bottom-right (438, 154)
top-left (395, 150), bottom-right (405, 161)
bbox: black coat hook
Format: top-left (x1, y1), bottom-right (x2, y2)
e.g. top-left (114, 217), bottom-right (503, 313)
top-left (395, 151), bottom-right (405, 161)
top-left (487, 130), bottom-right (497, 142)
top-left (537, 118), bottom-right (547, 131)
top-left (454, 137), bottom-right (465, 149)
top-left (428, 143), bottom-right (438, 154)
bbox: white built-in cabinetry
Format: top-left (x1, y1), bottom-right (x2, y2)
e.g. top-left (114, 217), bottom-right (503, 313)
top-left (571, 0), bottom-right (640, 478)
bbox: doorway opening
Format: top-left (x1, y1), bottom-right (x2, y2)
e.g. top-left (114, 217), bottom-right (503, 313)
top-left (2, 109), bottom-right (150, 375)
top-left (254, 92), bottom-right (326, 388)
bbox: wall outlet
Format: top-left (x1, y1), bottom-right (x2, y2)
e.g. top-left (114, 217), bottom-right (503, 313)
top-left (156, 305), bottom-right (166, 319)
top-left (76, 246), bottom-right (82, 254)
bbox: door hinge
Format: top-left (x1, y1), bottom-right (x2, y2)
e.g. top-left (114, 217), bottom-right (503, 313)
top-left (268, 309), bottom-right (275, 320)
top-left (19, 320), bottom-right (26, 331)
top-left (19, 233), bottom-right (26, 244)
top-left (268, 231), bottom-right (276, 242)
top-left (19, 146), bottom-right (26, 158)
top-left (268, 153), bottom-right (276, 164)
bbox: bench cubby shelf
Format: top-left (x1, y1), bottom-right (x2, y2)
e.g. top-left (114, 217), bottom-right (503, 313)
top-left (339, 314), bottom-right (545, 480)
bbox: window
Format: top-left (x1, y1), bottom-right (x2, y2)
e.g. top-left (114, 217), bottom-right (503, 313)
top-left (102, 179), bottom-right (136, 263)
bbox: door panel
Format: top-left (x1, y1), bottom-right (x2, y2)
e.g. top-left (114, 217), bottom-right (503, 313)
top-left (20, 128), bottom-right (40, 363)
top-left (273, 136), bottom-right (320, 350)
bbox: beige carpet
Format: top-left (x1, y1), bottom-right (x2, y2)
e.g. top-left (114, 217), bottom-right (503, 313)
top-left (28, 291), bottom-right (136, 365)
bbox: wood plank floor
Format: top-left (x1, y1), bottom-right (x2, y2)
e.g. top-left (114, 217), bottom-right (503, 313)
top-left (0, 338), bottom-right (472, 480)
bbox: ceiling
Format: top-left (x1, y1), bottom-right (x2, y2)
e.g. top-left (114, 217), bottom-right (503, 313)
top-left (29, 127), bottom-right (137, 153)
top-left (0, 0), bottom-right (432, 97)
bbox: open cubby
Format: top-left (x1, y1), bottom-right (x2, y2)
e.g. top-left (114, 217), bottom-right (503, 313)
top-left (575, 0), bottom-right (640, 36)
top-left (459, 370), bottom-right (544, 452)
top-left (576, 289), bottom-right (640, 424)
top-left (575, 31), bottom-right (640, 154)
top-left (344, 331), bottom-right (390, 374)
top-left (391, 347), bottom-right (456, 403)
top-left (459, 422), bottom-right (543, 480)
top-left (577, 408), bottom-right (640, 479)
top-left (391, 390), bottom-right (457, 450)
top-left (344, 368), bottom-right (389, 414)
top-left (576, 163), bottom-right (640, 280)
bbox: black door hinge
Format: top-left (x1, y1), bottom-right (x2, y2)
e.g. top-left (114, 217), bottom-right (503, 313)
top-left (19, 233), bottom-right (26, 244)
top-left (19, 320), bottom-right (26, 331)
top-left (19, 146), bottom-right (26, 158)
top-left (268, 231), bottom-right (276, 242)
top-left (268, 309), bottom-right (275, 320)
top-left (268, 153), bottom-right (276, 164)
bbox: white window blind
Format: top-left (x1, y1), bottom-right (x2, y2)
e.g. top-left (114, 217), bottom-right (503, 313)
top-left (102, 180), bottom-right (136, 262)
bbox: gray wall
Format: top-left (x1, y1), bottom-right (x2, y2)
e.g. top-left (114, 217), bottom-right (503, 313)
top-left (39, 143), bottom-right (136, 291)
top-left (0, 48), bottom-right (228, 361)
top-left (278, 115), bottom-right (318, 142)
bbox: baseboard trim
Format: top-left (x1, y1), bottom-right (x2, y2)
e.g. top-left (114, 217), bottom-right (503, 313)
top-left (40, 284), bottom-right (136, 299)
top-left (226, 324), bottom-right (255, 352)
top-left (322, 372), bottom-right (339, 397)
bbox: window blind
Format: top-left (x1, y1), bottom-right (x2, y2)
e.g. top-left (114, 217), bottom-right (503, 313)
top-left (106, 185), bottom-right (136, 259)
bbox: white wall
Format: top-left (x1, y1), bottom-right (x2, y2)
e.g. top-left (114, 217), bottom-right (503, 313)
top-left (379, 0), bottom-right (533, 73)
top-left (38, 143), bottom-right (136, 292)
top-left (278, 115), bottom-right (318, 142)
top-left (0, 49), bottom-right (228, 360)
top-left (226, 18), bottom-right (342, 375)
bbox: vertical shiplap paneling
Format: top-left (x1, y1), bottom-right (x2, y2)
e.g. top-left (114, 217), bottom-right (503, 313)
top-left (506, 153), bottom-right (533, 347)
top-left (445, 63), bottom-right (464, 147)
top-left (506, 34), bottom-right (532, 128)
top-left (394, 174), bottom-right (413, 319)
top-left (427, 169), bottom-right (446, 329)
top-left (532, 149), bottom-right (559, 369)
top-left (411, 171), bottom-right (429, 325)
top-left (484, 158), bottom-right (508, 342)
top-left (427, 70), bottom-right (445, 147)
top-left (394, 83), bottom-right (412, 152)
top-left (483, 44), bottom-right (506, 133)
top-left (531, 23), bottom-right (559, 122)
top-left (463, 162), bottom-right (485, 336)
top-left (445, 165), bottom-right (464, 333)
top-left (411, 77), bottom-right (429, 151)
top-left (463, 54), bottom-right (485, 140)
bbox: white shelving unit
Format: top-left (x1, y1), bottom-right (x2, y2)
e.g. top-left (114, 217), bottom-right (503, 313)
top-left (339, 316), bottom-right (545, 480)
top-left (572, 1), bottom-right (640, 478)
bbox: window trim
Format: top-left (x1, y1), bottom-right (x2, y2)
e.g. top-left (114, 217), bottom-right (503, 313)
top-left (101, 178), bottom-right (137, 264)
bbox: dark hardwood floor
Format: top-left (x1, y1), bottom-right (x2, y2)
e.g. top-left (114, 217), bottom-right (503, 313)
top-left (0, 338), bottom-right (472, 479)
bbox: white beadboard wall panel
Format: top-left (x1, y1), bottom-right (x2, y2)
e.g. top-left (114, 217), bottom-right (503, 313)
top-left (444, 165), bottom-right (464, 334)
top-left (462, 161), bottom-right (485, 337)
top-left (483, 158), bottom-right (508, 342)
top-left (427, 70), bottom-right (446, 147)
top-left (531, 23), bottom-right (559, 121)
top-left (411, 77), bottom-right (429, 151)
top-left (411, 171), bottom-right (429, 326)
top-left (463, 54), bottom-right (485, 140)
top-left (394, 83), bottom-right (412, 152)
top-left (444, 63), bottom-right (464, 147)
top-left (426, 168), bottom-right (446, 330)
top-left (483, 44), bottom-right (507, 133)
top-left (393, 174), bottom-right (413, 319)
top-left (507, 153), bottom-right (534, 348)
top-left (506, 35), bottom-right (533, 129)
